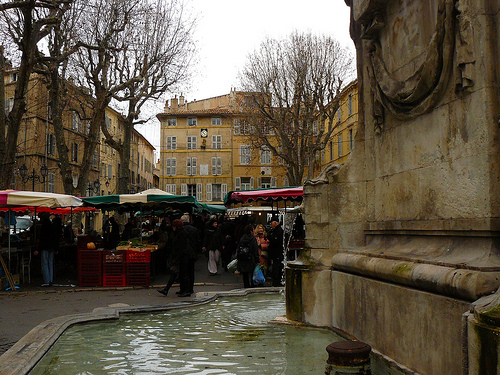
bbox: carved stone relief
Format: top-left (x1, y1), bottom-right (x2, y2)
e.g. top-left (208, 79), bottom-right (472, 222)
top-left (347, 0), bottom-right (474, 132)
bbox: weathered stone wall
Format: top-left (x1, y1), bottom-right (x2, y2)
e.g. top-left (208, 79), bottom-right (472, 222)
top-left (295, 0), bottom-right (500, 374)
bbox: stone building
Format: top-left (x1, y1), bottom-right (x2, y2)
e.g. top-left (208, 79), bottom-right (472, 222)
top-left (290, 1), bottom-right (500, 374)
top-left (322, 79), bottom-right (358, 167)
top-left (157, 90), bottom-right (288, 204)
top-left (4, 69), bottom-right (155, 196)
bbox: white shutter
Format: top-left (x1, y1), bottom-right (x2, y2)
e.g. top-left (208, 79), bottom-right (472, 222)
top-left (206, 183), bottom-right (212, 201)
top-left (271, 177), bottom-right (277, 187)
top-left (196, 183), bottom-right (203, 201)
top-left (250, 177), bottom-right (254, 189)
top-left (235, 177), bottom-right (241, 190)
top-left (181, 183), bottom-right (187, 196)
top-left (234, 119), bottom-right (240, 135)
top-left (172, 158), bottom-right (177, 175)
top-left (192, 157), bottom-right (197, 175)
top-left (216, 157), bottom-right (222, 175)
top-left (257, 177), bottom-right (262, 188)
top-left (222, 184), bottom-right (227, 199)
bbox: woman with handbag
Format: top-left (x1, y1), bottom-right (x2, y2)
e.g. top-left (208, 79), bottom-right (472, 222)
top-left (236, 224), bottom-right (259, 288)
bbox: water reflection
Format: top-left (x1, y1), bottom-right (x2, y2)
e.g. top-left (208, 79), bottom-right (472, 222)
top-left (30, 294), bottom-right (341, 374)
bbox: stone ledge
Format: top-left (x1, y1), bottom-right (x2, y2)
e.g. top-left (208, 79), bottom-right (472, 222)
top-left (332, 252), bottom-right (500, 301)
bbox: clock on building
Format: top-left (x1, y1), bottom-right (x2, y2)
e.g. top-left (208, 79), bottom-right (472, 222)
top-left (200, 128), bottom-right (208, 138)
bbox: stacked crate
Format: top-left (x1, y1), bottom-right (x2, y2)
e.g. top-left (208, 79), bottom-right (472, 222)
top-left (77, 234), bottom-right (103, 288)
top-left (103, 250), bottom-right (126, 287)
top-left (125, 249), bottom-right (151, 286)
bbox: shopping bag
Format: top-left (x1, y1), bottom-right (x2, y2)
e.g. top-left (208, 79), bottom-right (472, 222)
top-left (227, 258), bottom-right (238, 273)
top-left (252, 265), bottom-right (265, 285)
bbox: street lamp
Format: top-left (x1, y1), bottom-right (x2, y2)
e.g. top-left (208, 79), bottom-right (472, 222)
top-left (19, 164), bottom-right (48, 191)
top-left (86, 179), bottom-right (101, 196)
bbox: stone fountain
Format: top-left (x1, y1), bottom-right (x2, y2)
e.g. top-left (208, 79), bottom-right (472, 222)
top-left (286, 1), bottom-right (500, 374)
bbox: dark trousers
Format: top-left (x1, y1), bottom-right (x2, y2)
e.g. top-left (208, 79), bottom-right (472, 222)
top-left (242, 271), bottom-right (253, 288)
top-left (162, 271), bottom-right (178, 294)
top-left (271, 258), bottom-right (284, 287)
top-left (179, 259), bottom-right (195, 293)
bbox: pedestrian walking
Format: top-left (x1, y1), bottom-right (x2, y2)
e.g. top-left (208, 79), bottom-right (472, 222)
top-left (157, 219), bottom-right (192, 297)
top-left (203, 218), bottom-right (223, 275)
top-left (236, 224), bottom-right (259, 288)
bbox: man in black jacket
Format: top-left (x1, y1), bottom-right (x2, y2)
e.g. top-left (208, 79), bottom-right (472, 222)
top-left (268, 219), bottom-right (284, 287)
top-left (180, 214), bottom-right (199, 294)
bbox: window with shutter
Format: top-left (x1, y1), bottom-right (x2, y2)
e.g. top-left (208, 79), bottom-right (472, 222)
top-left (233, 119), bottom-right (240, 135)
top-left (240, 145), bottom-right (251, 164)
top-left (260, 146), bottom-right (271, 164)
top-left (187, 157), bottom-right (197, 175)
top-left (211, 157), bottom-right (222, 175)
top-left (48, 173), bottom-right (55, 193)
top-left (166, 136), bottom-right (177, 150)
top-left (212, 135), bottom-right (222, 149)
top-left (187, 135), bottom-right (197, 150)
top-left (235, 177), bottom-right (241, 190)
top-left (206, 183), bottom-right (212, 201)
top-left (196, 183), bottom-right (203, 201)
top-left (181, 183), bottom-right (187, 196)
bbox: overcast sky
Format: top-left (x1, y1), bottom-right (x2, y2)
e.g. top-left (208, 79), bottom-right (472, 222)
top-left (135, 0), bottom-right (354, 159)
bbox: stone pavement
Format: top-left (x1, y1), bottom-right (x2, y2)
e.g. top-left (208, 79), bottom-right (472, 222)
top-left (0, 256), bottom-right (250, 356)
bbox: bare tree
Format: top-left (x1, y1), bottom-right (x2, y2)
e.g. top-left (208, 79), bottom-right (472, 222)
top-left (71, 0), bottom-right (195, 194)
top-left (34, 1), bottom-right (89, 195)
top-left (238, 31), bottom-right (354, 185)
top-left (105, 0), bottom-right (195, 194)
top-left (0, 0), bottom-right (72, 189)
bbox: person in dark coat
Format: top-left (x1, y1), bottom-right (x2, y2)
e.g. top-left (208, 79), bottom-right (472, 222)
top-left (33, 212), bottom-right (55, 286)
top-left (268, 219), bottom-right (284, 287)
top-left (180, 214), bottom-right (198, 294)
top-left (203, 218), bottom-right (224, 275)
top-left (236, 224), bottom-right (259, 288)
top-left (158, 219), bottom-right (192, 297)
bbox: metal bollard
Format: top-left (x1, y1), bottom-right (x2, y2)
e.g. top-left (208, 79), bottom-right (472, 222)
top-left (325, 340), bottom-right (371, 375)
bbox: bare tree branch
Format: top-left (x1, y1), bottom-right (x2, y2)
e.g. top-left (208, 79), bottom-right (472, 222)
top-left (238, 31), bottom-right (354, 185)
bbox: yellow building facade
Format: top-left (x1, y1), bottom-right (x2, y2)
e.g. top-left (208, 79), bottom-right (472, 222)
top-left (157, 90), bottom-right (288, 204)
top-left (4, 69), bottom-right (155, 196)
top-left (322, 79), bottom-right (358, 167)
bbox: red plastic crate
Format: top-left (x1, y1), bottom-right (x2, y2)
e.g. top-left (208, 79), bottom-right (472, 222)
top-left (78, 274), bottom-right (102, 287)
top-left (126, 263), bottom-right (150, 286)
top-left (127, 273), bottom-right (150, 286)
top-left (103, 250), bottom-right (126, 264)
top-left (103, 274), bottom-right (126, 287)
top-left (79, 262), bottom-right (102, 275)
top-left (78, 249), bottom-right (103, 263)
top-left (103, 263), bottom-right (125, 276)
top-left (127, 263), bottom-right (150, 274)
top-left (125, 249), bottom-right (151, 263)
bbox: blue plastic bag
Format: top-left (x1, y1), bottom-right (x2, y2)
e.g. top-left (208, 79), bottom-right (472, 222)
top-left (252, 265), bottom-right (265, 285)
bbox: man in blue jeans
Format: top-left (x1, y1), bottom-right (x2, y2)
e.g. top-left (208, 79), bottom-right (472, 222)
top-left (33, 212), bottom-right (55, 286)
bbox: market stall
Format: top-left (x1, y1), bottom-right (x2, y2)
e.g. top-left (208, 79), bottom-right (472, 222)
top-left (79, 191), bottom-right (202, 287)
top-left (224, 187), bottom-right (304, 261)
top-left (0, 190), bottom-right (83, 289)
